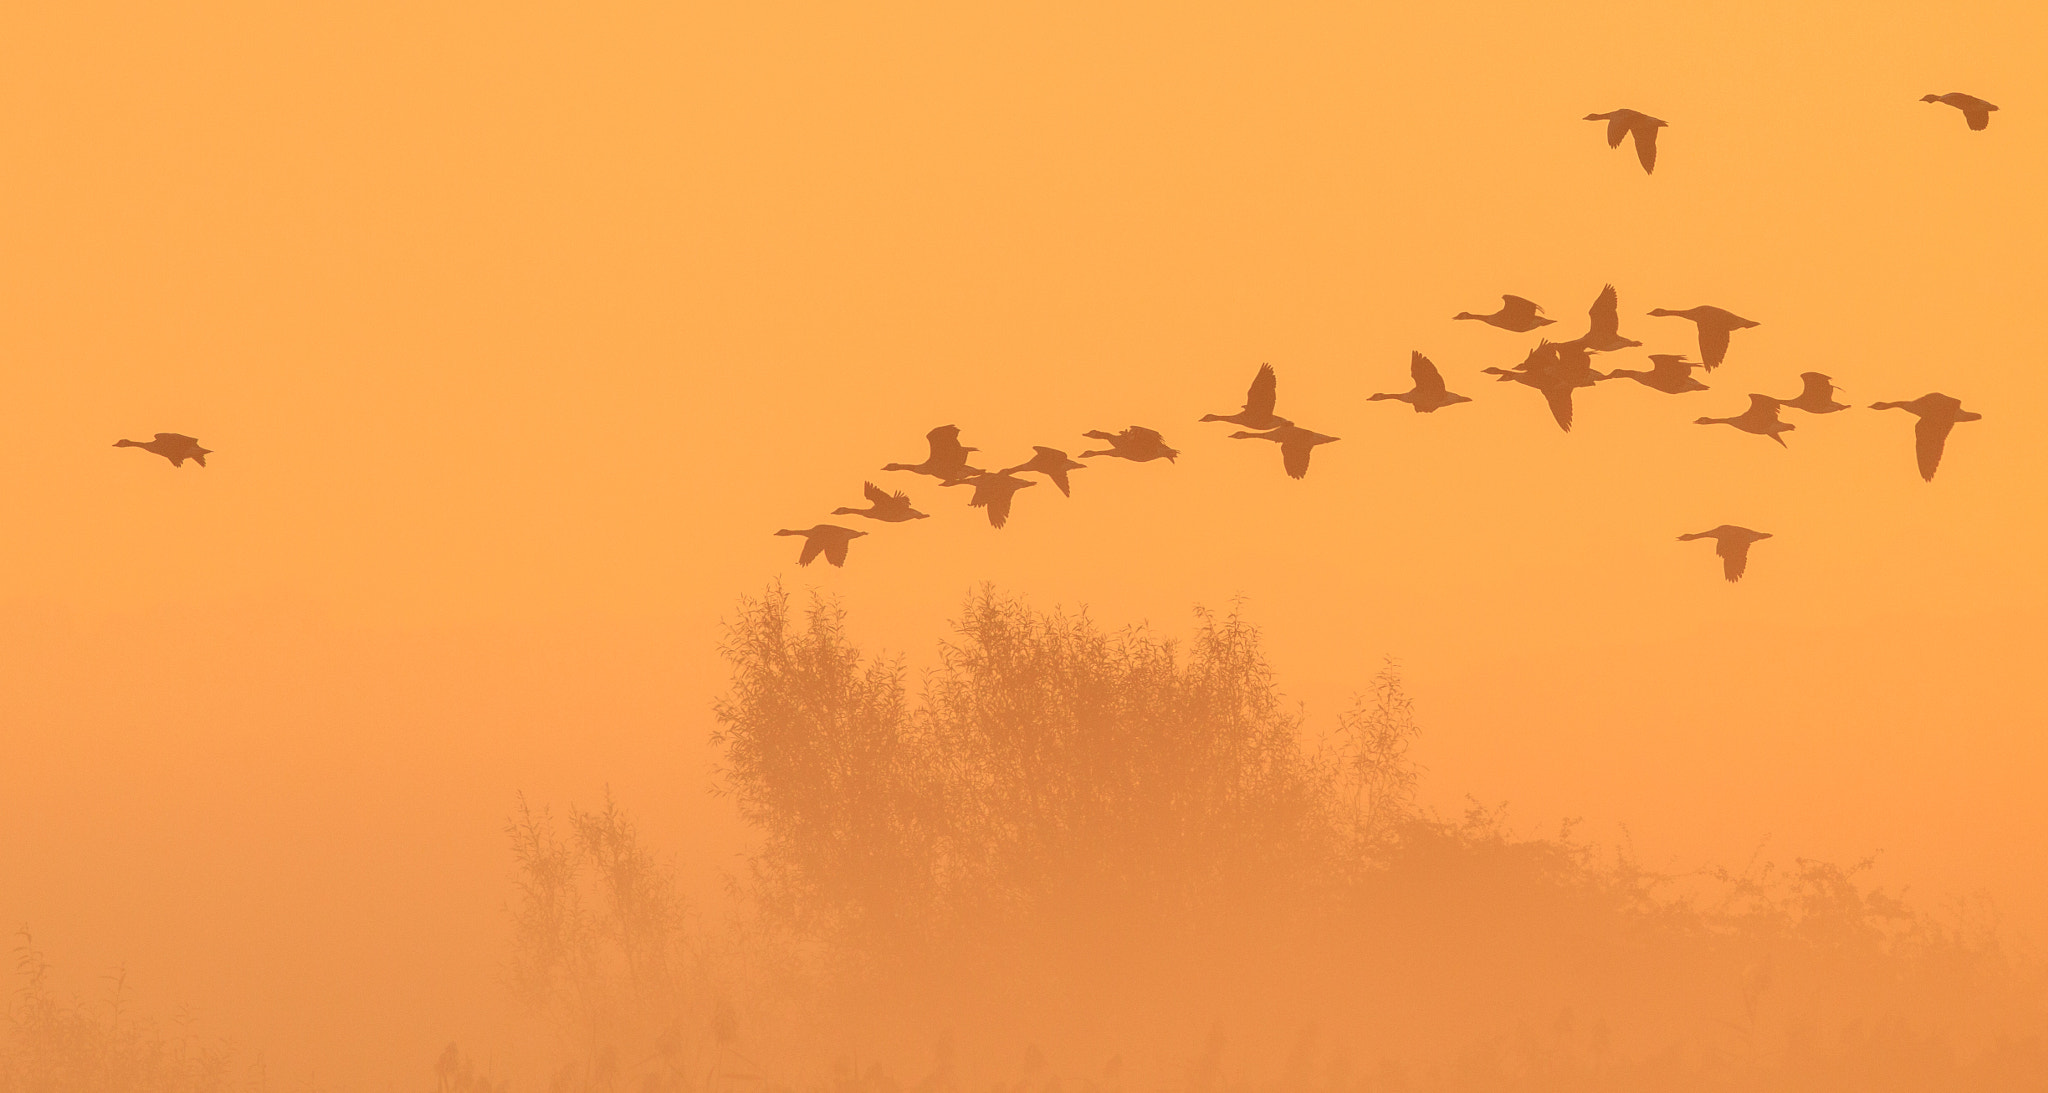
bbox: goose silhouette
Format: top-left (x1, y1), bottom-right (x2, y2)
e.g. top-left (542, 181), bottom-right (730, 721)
top-left (944, 471), bottom-right (1037, 529)
top-left (999, 446), bottom-right (1086, 496)
top-left (1604, 354), bottom-right (1708, 394)
top-left (1584, 109), bottom-right (1666, 173)
top-left (113, 433), bottom-right (211, 468)
top-left (1200, 363), bottom-right (1292, 429)
top-left (1647, 306), bottom-right (1759, 370)
top-left (832, 482), bottom-right (929, 522)
top-left (1869, 393), bottom-right (1982, 481)
top-left (1678, 525), bottom-right (1772, 582)
top-left (774, 525), bottom-right (867, 568)
top-left (1228, 424), bottom-right (1341, 479)
top-left (882, 425), bottom-right (984, 482)
top-left (1369, 351), bottom-right (1473, 412)
top-left (1695, 394), bottom-right (1795, 446)
top-left (1482, 341), bottom-right (1606, 432)
top-left (1080, 426), bottom-right (1179, 463)
top-left (1921, 92), bottom-right (1998, 131)
top-left (1453, 295), bottom-right (1554, 333)
top-left (1776, 373), bottom-right (1850, 414)
top-left (1567, 284), bottom-right (1643, 353)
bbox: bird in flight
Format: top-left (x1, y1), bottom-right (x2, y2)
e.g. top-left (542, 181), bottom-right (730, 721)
top-left (1453, 295), bottom-right (1554, 333)
top-left (1080, 426), bottom-right (1179, 463)
top-left (999, 447), bottom-right (1086, 497)
top-left (1369, 351), bottom-right (1473, 412)
top-left (113, 433), bottom-right (212, 468)
top-left (1565, 284), bottom-right (1643, 353)
top-left (775, 525), bottom-right (867, 568)
top-left (1647, 306), bottom-right (1759, 371)
top-left (1678, 525), bottom-right (1773, 583)
top-left (944, 472), bottom-right (1038, 529)
top-left (832, 482), bottom-right (929, 522)
top-left (1200, 363), bottom-right (1293, 430)
top-left (1584, 109), bottom-right (1667, 173)
top-left (1483, 341), bottom-right (1607, 433)
top-left (1603, 354), bottom-right (1708, 394)
top-left (883, 425), bottom-right (984, 483)
top-left (1695, 394), bottom-right (1796, 446)
top-left (1775, 373), bottom-right (1850, 415)
top-left (1869, 393), bottom-right (1983, 481)
top-left (1228, 424), bottom-right (1341, 480)
top-left (1921, 92), bottom-right (1998, 131)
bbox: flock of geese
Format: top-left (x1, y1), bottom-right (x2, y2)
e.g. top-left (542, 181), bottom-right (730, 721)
top-left (772, 94), bottom-right (2000, 583)
top-left (102, 93), bottom-right (2003, 586)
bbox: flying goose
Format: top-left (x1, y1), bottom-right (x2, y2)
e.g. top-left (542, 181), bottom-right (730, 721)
top-left (998, 446), bottom-right (1086, 496)
top-left (1080, 426), bottom-right (1179, 463)
top-left (1584, 109), bottom-right (1667, 174)
top-left (832, 482), bottom-right (929, 522)
top-left (1369, 351), bottom-right (1473, 412)
top-left (943, 471), bottom-right (1038, 529)
top-left (1776, 373), bottom-right (1850, 414)
top-left (882, 424), bottom-right (984, 482)
top-left (1481, 341), bottom-right (1607, 432)
top-left (1567, 284), bottom-right (1643, 353)
top-left (1452, 295), bottom-right (1555, 333)
top-left (775, 525), bottom-right (867, 568)
top-left (1695, 394), bottom-right (1795, 446)
top-left (113, 433), bottom-right (212, 468)
top-left (1604, 354), bottom-right (1708, 394)
top-left (1200, 363), bottom-right (1293, 429)
top-left (1227, 424), bottom-right (1341, 479)
top-left (1921, 93), bottom-right (1998, 131)
top-left (1678, 525), bottom-right (1773, 582)
top-left (1647, 306), bottom-right (1759, 371)
top-left (1869, 393), bottom-right (1982, 481)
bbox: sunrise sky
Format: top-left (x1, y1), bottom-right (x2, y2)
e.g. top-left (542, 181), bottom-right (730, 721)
top-left (3, 2), bottom-right (2044, 1087)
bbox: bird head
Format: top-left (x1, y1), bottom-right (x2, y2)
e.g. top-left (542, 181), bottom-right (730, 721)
top-left (1920, 94), bottom-right (1942, 103)
top-left (1581, 113), bottom-right (1605, 121)
top-left (1693, 416), bottom-right (1715, 425)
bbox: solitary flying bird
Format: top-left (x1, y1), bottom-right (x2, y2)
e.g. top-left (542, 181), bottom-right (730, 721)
top-left (1869, 393), bottom-right (1982, 481)
top-left (1453, 295), bottom-right (1554, 333)
top-left (832, 482), bottom-right (929, 522)
top-left (1604, 354), bottom-right (1708, 394)
top-left (1080, 426), bottom-right (1179, 463)
top-left (1921, 92), bottom-right (1998, 131)
top-left (1584, 109), bottom-right (1667, 173)
top-left (1567, 284), bottom-right (1643, 353)
top-left (1647, 306), bottom-right (1760, 371)
top-left (1677, 525), bottom-right (1773, 583)
top-left (1228, 424), bottom-right (1341, 479)
top-left (1775, 373), bottom-right (1850, 414)
top-left (114, 433), bottom-right (212, 468)
top-left (943, 472), bottom-right (1038, 529)
top-left (1369, 351), bottom-right (1473, 412)
top-left (998, 446), bottom-right (1086, 496)
top-left (774, 525), bottom-right (867, 568)
top-left (1695, 394), bottom-right (1795, 446)
top-left (1200, 363), bottom-right (1292, 430)
top-left (882, 424), bottom-right (984, 483)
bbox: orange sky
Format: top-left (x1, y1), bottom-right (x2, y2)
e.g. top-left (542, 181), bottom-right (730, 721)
top-left (3, 2), bottom-right (2044, 1087)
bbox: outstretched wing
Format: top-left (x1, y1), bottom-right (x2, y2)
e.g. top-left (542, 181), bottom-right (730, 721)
top-left (1700, 324), bottom-right (1732, 369)
top-left (1963, 104), bottom-right (1992, 130)
top-left (1604, 115), bottom-right (1629, 148)
top-left (1914, 415), bottom-right (1954, 481)
top-left (862, 481), bottom-right (890, 505)
top-left (926, 424), bottom-right (969, 463)
top-left (1588, 285), bottom-right (1620, 339)
top-left (1502, 294), bottom-right (1542, 313)
top-left (1245, 363), bottom-right (1278, 416)
top-left (1410, 351), bottom-right (1446, 397)
top-left (982, 486), bottom-right (1015, 529)
top-left (1541, 385), bottom-right (1575, 432)
top-left (796, 536), bottom-right (825, 567)
top-left (1280, 439), bottom-right (1312, 480)
top-left (1633, 124), bottom-right (1658, 173)
top-left (1126, 426), bottom-right (1164, 445)
top-left (1719, 540), bottom-right (1748, 582)
top-left (823, 536), bottom-right (851, 567)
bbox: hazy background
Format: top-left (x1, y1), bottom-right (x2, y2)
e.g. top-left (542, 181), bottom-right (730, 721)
top-left (2, 1), bottom-right (2043, 1087)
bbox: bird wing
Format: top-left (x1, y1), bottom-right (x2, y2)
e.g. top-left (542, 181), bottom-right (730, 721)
top-left (1280, 439), bottom-right (1312, 479)
top-left (1914, 415), bottom-right (1954, 481)
top-left (1699, 324), bottom-right (1732, 369)
top-left (863, 481), bottom-right (890, 505)
top-left (983, 486), bottom-right (1014, 529)
top-left (1633, 124), bottom-right (1658, 173)
top-left (1246, 363), bottom-right (1278, 416)
top-left (1604, 115), bottom-right (1629, 148)
top-left (1964, 104), bottom-right (1992, 130)
top-left (1410, 352), bottom-right (1446, 396)
top-left (1720, 540), bottom-right (1748, 582)
top-left (1502, 294), bottom-right (1541, 314)
top-left (1588, 285), bottom-right (1620, 338)
top-left (823, 536), bottom-right (851, 567)
top-left (1126, 426), bottom-right (1164, 444)
top-left (1541, 385), bottom-right (1575, 432)
top-left (1046, 465), bottom-right (1072, 496)
top-left (797, 535), bottom-right (825, 567)
top-left (927, 425), bottom-right (968, 462)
